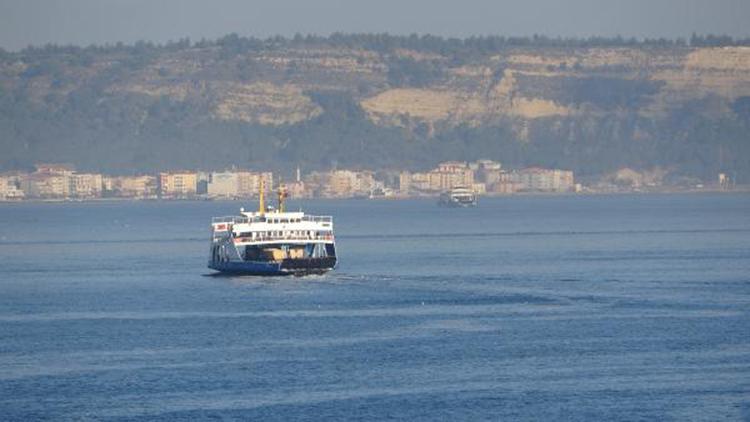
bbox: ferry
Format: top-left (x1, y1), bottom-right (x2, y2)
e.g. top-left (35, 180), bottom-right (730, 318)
top-left (208, 181), bottom-right (337, 276)
top-left (438, 186), bottom-right (478, 207)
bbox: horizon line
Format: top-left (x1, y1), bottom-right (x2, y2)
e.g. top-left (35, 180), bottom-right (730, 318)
top-left (5, 31), bottom-right (750, 53)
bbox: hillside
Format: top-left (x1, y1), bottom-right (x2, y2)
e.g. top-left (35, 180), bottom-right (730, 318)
top-left (1, 34), bottom-right (749, 181)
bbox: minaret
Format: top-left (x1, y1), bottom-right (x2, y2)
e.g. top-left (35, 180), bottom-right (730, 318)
top-left (258, 177), bottom-right (265, 215)
top-left (296, 166), bottom-right (301, 183)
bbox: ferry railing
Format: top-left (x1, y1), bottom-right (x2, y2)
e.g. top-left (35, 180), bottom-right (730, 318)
top-left (213, 215), bottom-right (333, 225)
top-left (212, 216), bottom-right (248, 224)
top-left (232, 233), bottom-right (335, 242)
top-left (302, 215), bottom-right (332, 223)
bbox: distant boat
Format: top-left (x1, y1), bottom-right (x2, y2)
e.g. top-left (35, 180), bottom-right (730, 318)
top-left (438, 186), bottom-right (477, 207)
top-left (208, 181), bottom-right (337, 276)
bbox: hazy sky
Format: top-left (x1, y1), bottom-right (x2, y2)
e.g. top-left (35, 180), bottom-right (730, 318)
top-left (1, 0), bottom-right (749, 51)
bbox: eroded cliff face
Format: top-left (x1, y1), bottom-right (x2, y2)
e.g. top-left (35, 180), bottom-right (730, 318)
top-left (361, 68), bottom-right (571, 127)
top-left (4, 44), bottom-right (747, 129)
top-left (212, 82), bottom-right (322, 125)
top-left (360, 46), bottom-right (750, 129)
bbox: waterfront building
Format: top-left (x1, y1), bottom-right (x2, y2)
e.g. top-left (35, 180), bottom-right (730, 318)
top-left (158, 171), bottom-right (198, 198)
top-left (108, 175), bottom-right (157, 198)
top-left (207, 171), bottom-right (240, 198)
top-left (324, 170), bottom-right (374, 198)
top-left (515, 168), bottom-right (575, 192)
top-left (398, 172), bottom-right (412, 194)
top-left (17, 163), bottom-right (76, 199)
top-left (433, 162), bottom-right (474, 191)
top-left (409, 172), bottom-right (432, 193)
top-left (399, 162), bottom-right (476, 195)
top-left (474, 160), bottom-right (503, 185)
top-left (487, 172), bottom-right (523, 194)
top-left (69, 173), bottom-right (103, 198)
top-left (237, 171), bottom-right (273, 198)
top-left (206, 170), bottom-right (273, 199)
top-left (22, 173), bottom-right (69, 198)
top-left (0, 174), bottom-right (25, 200)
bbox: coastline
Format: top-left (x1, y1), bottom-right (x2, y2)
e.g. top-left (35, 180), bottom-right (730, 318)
top-left (1, 187), bottom-right (748, 204)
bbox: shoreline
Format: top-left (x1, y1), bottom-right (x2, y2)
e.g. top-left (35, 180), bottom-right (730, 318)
top-left (1, 188), bottom-right (748, 204)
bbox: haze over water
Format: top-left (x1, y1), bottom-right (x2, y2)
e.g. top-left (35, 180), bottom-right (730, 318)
top-left (1, 194), bottom-right (749, 420)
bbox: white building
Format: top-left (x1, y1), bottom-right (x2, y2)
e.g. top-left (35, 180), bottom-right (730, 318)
top-left (207, 171), bottom-right (273, 198)
top-left (0, 175), bottom-right (25, 200)
top-left (69, 173), bottom-right (103, 198)
top-left (208, 172), bottom-right (240, 198)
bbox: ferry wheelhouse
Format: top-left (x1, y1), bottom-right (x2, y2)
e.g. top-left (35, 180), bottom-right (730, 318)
top-left (208, 183), bottom-right (336, 276)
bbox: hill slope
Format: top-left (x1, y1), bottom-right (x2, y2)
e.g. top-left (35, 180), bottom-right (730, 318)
top-left (1, 34), bottom-right (749, 180)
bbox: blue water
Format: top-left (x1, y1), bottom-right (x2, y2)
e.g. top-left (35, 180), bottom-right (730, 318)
top-left (1, 194), bottom-right (749, 421)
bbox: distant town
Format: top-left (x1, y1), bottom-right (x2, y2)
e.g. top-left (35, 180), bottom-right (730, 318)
top-left (0, 161), bottom-right (738, 202)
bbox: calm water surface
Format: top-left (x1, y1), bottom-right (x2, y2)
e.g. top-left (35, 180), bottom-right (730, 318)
top-left (1, 194), bottom-right (749, 420)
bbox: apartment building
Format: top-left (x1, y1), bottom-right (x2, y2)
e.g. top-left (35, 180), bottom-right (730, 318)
top-left (206, 170), bottom-right (273, 198)
top-left (69, 173), bottom-right (103, 198)
top-left (513, 168), bottom-right (575, 192)
top-left (158, 172), bottom-right (198, 198)
top-left (106, 175), bottom-right (157, 198)
top-left (324, 170), bottom-right (374, 198)
top-left (0, 174), bottom-right (25, 200)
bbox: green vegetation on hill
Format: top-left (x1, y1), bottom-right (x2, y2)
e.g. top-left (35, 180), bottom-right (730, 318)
top-left (1, 33), bottom-right (749, 181)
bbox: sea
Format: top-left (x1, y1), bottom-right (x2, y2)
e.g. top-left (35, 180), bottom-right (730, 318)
top-left (1, 194), bottom-right (749, 421)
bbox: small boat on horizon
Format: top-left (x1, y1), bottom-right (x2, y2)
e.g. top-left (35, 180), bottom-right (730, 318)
top-left (438, 186), bottom-right (478, 207)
